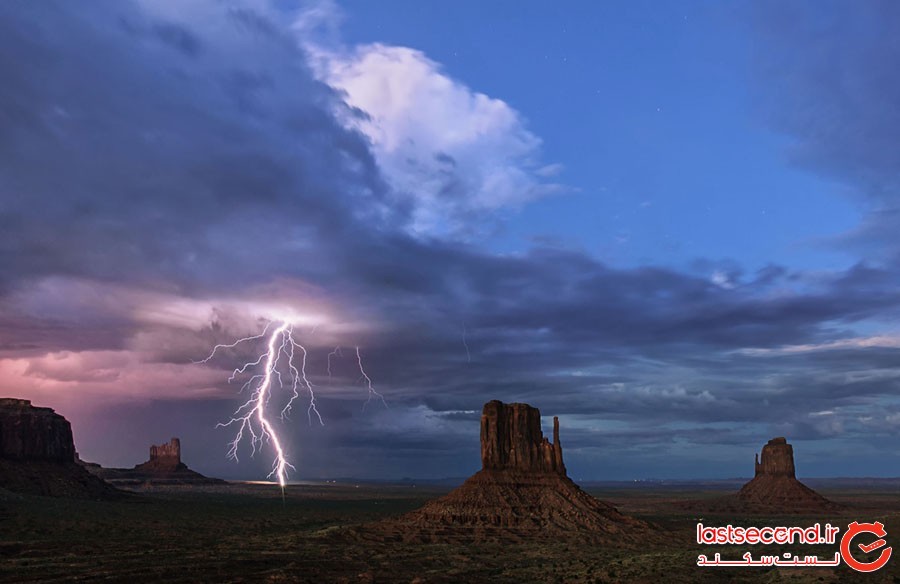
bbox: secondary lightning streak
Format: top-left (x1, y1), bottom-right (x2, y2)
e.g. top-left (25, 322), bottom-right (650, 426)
top-left (326, 346), bottom-right (342, 380)
top-left (462, 323), bottom-right (472, 363)
top-left (357, 346), bottom-right (387, 411)
top-left (325, 345), bottom-right (386, 411)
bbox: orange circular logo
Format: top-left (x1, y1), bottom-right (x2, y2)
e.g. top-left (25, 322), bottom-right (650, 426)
top-left (840, 521), bottom-right (892, 573)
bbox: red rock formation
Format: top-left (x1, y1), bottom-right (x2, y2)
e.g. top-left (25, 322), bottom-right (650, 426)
top-left (0, 398), bottom-right (76, 462)
top-left (480, 400), bottom-right (565, 474)
top-left (91, 436), bottom-right (224, 484)
top-left (151, 438), bottom-right (181, 462)
top-left (754, 437), bottom-right (795, 477)
top-left (135, 437), bottom-right (186, 472)
top-left (0, 398), bottom-right (119, 498)
top-left (366, 401), bottom-right (651, 543)
top-left (139, 438), bottom-right (182, 471)
top-left (738, 437), bottom-right (836, 511)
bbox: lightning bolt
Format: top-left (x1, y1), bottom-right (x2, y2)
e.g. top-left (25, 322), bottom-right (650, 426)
top-left (326, 346), bottom-right (342, 380)
top-left (199, 322), bottom-right (306, 487)
top-left (324, 345), bottom-right (386, 411)
top-left (356, 346), bottom-right (386, 412)
top-left (462, 323), bottom-right (472, 363)
top-left (198, 321), bottom-right (385, 487)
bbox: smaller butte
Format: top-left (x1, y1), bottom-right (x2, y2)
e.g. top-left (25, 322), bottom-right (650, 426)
top-left (85, 437), bottom-right (225, 485)
top-left (737, 437), bottom-right (838, 511)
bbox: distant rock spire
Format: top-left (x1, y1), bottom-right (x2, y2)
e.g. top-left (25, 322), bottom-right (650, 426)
top-left (149, 438), bottom-right (181, 466)
top-left (136, 437), bottom-right (186, 472)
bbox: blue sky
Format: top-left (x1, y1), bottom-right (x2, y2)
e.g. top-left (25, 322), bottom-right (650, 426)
top-left (337, 0), bottom-right (861, 271)
top-left (2, 0), bottom-right (900, 481)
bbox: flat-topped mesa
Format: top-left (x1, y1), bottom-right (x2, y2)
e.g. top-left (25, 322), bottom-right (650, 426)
top-left (754, 437), bottom-right (795, 478)
top-left (0, 397), bottom-right (120, 498)
top-left (0, 398), bottom-right (76, 462)
top-left (480, 400), bottom-right (566, 475)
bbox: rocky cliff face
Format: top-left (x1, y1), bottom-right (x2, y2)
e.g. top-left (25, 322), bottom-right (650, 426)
top-left (0, 398), bottom-right (76, 462)
top-left (0, 398), bottom-right (119, 498)
top-left (365, 400), bottom-right (650, 543)
top-left (480, 401), bottom-right (565, 475)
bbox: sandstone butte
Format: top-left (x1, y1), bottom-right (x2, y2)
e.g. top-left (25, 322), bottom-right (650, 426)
top-left (0, 398), bottom-right (119, 498)
top-left (135, 437), bottom-right (188, 472)
top-left (364, 400), bottom-right (652, 543)
top-left (84, 436), bottom-right (224, 484)
top-left (737, 436), bottom-right (838, 511)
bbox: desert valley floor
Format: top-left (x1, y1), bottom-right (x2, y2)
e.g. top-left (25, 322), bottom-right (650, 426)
top-left (2, 480), bottom-right (899, 583)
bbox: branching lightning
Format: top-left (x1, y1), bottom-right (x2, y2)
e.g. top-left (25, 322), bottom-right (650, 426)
top-left (197, 321), bottom-right (385, 487)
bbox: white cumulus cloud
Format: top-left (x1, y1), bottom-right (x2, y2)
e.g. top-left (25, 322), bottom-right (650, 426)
top-left (295, 2), bottom-right (565, 238)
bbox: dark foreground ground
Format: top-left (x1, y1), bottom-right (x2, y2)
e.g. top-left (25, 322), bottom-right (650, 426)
top-left (1, 480), bottom-right (899, 583)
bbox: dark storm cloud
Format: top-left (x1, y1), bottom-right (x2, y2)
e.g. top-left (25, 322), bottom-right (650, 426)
top-left (754, 0), bottom-right (900, 254)
top-left (755, 0), bottom-right (900, 196)
top-left (0, 0), bottom-right (392, 296)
